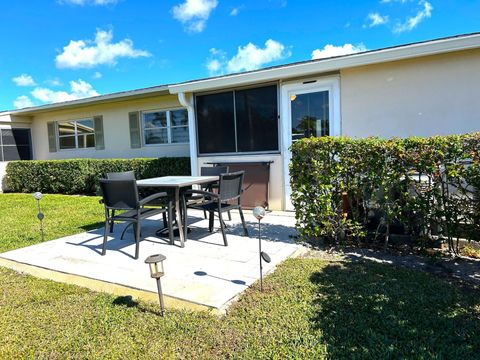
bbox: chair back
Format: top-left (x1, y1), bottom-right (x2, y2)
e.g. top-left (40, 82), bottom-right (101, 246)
top-left (218, 171), bottom-right (244, 201)
top-left (201, 166), bottom-right (229, 176)
top-left (106, 170), bottom-right (136, 180)
top-left (100, 179), bottom-right (139, 210)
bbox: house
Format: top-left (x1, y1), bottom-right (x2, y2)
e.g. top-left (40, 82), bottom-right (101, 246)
top-left (1, 33), bottom-right (480, 210)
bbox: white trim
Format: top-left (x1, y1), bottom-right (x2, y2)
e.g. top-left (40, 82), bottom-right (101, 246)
top-left (178, 92), bottom-right (198, 176)
top-left (280, 76), bottom-right (341, 210)
top-left (57, 118), bottom-right (95, 151)
top-left (169, 34), bottom-right (480, 94)
top-left (140, 108), bottom-right (189, 146)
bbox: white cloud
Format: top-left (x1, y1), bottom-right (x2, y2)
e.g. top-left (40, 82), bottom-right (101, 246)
top-left (59, 0), bottom-right (117, 5)
top-left (93, 71), bottom-right (102, 79)
top-left (207, 40), bottom-right (290, 75)
top-left (311, 43), bottom-right (367, 60)
top-left (229, 40), bottom-right (290, 72)
top-left (172, 0), bottom-right (218, 33)
top-left (55, 29), bottom-right (151, 69)
top-left (230, 7), bottom-right (241, 16)
top-left (12, 74), bottom-right (37, 87)
top-left (393, 1), bottom-right (433, 33)
top-left (45, 78), bottom-right (62, 86)
top-left (366, 12), bottom-right (389, 27)
top-left (13, 95), bottom-right (34, 109)
top-left (31, 79), bottom-right (99, 104)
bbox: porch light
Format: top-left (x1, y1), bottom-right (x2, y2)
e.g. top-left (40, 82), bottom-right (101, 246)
top-left (253, 206), bottom-right (271, 292)
top-left (33, 192), bottom-right (45, 242)
top-left (145, 254), bottom-right (166, 316)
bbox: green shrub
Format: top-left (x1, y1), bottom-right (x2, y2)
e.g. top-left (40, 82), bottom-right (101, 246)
top-left (290, 133), bottom-right (480, 252)
top-left (5, 157), bottom-right (191, 195)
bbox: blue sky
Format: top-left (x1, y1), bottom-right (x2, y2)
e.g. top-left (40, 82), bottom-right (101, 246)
top-left (1, 0), bottom-right (478, 111)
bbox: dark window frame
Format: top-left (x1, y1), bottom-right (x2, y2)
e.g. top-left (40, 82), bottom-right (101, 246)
top-left (0, 128), bottom-right (33, 161)
top-left (195, 82), bottom-right (280, 156)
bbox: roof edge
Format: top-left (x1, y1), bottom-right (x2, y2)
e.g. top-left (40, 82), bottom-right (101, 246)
top-left (4, 85), bottom-right (169, 116)
top-left (168, 32), bottom-right (480, 94)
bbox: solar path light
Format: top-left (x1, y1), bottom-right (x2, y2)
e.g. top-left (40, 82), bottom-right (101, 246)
top-left (145, 254), bottom-right (166, 316)
top-left (33, 192), bottom-right (45, 242)
top-left (252, 206), bottom-right (271, 292)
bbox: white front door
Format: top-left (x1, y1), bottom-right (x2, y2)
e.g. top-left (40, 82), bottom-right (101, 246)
top-left (281, 77), bottom-right (341, 210)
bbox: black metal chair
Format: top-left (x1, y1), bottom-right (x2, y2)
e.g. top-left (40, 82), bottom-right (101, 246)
top-left (106, 171), bottom-right (168, 232)
top-left (189, 166), bottom-right (229, 219)
top-left (182, 171), bottom-right (249, 246)
top-left (99, 179), bottom-right (173, 259)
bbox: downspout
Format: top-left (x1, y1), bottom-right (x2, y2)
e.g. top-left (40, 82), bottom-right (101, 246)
top-left (178, 92), bottom-right (198, 176)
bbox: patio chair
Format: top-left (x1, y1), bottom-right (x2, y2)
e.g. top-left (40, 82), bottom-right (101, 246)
top-left (190, 166), bottom-right (229, 219)
top-left (106, 171), bottom-right (168, 232)
top-left (182, 171), bottom-right (249, 246)
top-left (99, 179), bottom-right (173, 259)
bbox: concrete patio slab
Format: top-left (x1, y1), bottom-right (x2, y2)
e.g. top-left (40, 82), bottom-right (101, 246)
top-left (0, 210), bottom-right (302, 313)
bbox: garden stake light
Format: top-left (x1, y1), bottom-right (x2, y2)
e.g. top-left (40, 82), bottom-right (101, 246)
top-left (145, 254), bottom-right (166, 316)
top-left (33, 192), bottom-right (44, 242)
top-left (252, 206), bottom-right (271, 292)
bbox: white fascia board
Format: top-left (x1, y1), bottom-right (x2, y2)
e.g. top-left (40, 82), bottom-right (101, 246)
top-left (168, 34), bottom-right (480, 94)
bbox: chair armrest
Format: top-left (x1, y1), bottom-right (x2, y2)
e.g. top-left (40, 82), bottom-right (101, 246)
top-left (139, 191), bottom-right (168, 206)
top-left (183, 189), bottom-right (219, 198)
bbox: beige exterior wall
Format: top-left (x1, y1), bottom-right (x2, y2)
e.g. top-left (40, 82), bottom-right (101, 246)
top-left (30, 94), bottom-right (190, 160)
top-left (340, 49), bottom-right (480, 138)
top-left (197, 154), bottom-right (283, 211)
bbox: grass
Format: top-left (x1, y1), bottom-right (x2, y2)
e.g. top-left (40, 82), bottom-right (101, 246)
top-left (1, 258), bottom-right (479, 358)
top-left (1, 193), bottom-right (480, 358)
top-left (0, 193), bottom-right (103, 253)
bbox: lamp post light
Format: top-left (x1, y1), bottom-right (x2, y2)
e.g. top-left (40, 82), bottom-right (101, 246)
top-left (33, 192), bottom-right (44, 242)
top-left (145, 254), bottom-right (166, 316)
top-left (252, 206), bottom-right (271, 292)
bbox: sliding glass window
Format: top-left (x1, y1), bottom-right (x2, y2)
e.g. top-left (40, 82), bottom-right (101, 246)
top-left (196, 84), bottom-right (278, 155)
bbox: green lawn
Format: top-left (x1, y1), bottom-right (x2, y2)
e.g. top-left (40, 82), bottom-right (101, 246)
top-left (0, 193), bottom-right (103, 253)
top-left (1, 194), bottom-right (479, 359)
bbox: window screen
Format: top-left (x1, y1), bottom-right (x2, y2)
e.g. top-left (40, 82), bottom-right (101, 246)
top-left (0, 128), bottom-right (32, 161)
top-left (235, 85), bottom-right (278, 152)
top-left (196, 92), bottom-right (236, 154)
top-left (196, 85), bottom-right (279, 154)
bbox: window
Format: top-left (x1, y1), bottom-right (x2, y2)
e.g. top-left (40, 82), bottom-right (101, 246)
top-left (291, 90), bottom-right (329, 141)
top-left (142, 109), bottom-right (189, 145)
top-left (196, 84), bottom-right (278, 155)
top-left (0, 128), bottom-right (32, 161)
top-left (58, 119), bottom-right (95, 150)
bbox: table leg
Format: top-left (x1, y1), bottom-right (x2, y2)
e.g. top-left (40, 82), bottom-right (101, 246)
top-left (175, 187), bottom-right (185, 248)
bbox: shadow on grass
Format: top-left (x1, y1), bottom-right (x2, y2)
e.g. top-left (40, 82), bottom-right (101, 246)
top-left (80, 221), bottom-right (105, 232)
top-left (113, 295), bottom-right (139, 308)
top-left (308, 260), bottom-right (480, 358)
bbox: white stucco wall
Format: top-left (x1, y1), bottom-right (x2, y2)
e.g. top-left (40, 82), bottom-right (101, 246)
top-left (30, 94), bottom-right (189, 160)
top-left (340, 48), bottom-right (480, 138)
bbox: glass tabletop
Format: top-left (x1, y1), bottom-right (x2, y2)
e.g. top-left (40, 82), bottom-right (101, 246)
top-left (136, 175), bottom-right (218, 188)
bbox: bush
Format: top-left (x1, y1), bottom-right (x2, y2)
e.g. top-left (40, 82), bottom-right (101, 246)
top-left (290, 133), bottom-right (480, 253)
top-left (5, 157), bottom-right (191, 195)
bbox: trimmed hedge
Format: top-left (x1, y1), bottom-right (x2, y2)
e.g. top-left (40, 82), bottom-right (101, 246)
top-left (290, 133), bottom-right (480, 252)
top-left (5, 157), bottom-right (191, 195)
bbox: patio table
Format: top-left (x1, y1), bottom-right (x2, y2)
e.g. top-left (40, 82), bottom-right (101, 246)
top-left (137, 176), bottom-right (219, 248)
